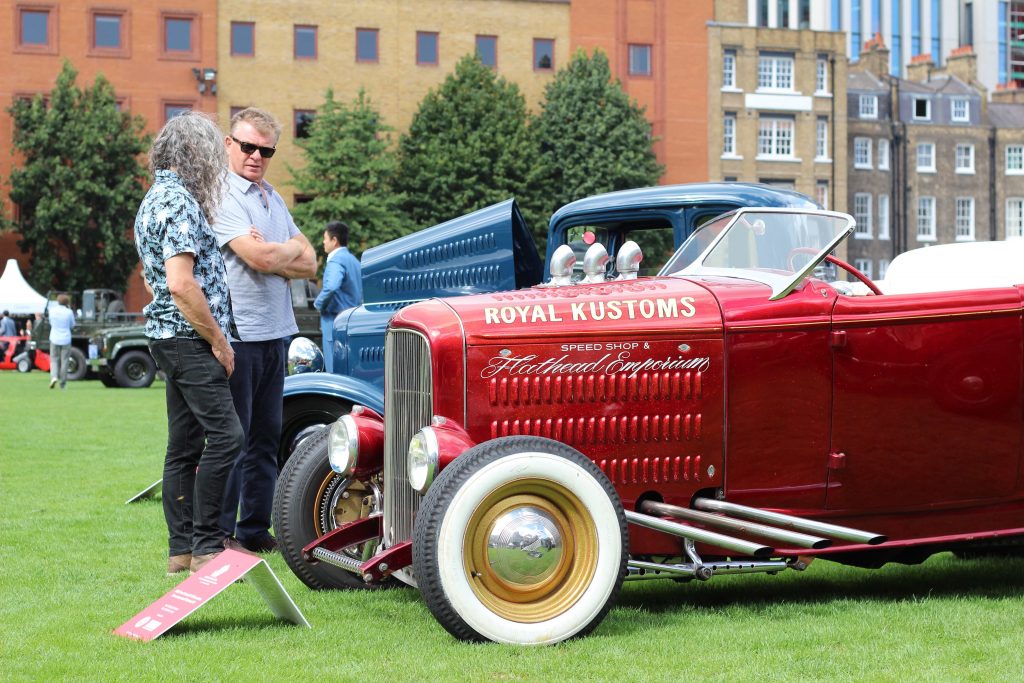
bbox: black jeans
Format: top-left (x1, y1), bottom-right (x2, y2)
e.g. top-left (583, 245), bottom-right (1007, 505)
top-left (150, 337), bottom-right (244, 557)
top-left (218, 339), bottom-right (285, 543)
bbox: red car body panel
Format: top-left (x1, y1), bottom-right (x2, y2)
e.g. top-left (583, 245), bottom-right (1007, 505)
top-left (389, 273), bottom-right (1024, 559)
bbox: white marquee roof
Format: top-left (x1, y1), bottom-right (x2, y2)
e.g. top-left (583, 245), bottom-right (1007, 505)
top-left (0, 259), bottom-right (47, 314)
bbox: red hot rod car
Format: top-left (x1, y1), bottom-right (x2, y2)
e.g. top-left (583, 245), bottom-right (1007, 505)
top-left (276, 207), bottom-right (1024, 645)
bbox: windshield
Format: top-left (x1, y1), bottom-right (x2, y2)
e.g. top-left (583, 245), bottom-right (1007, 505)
top-left (660, 208), bottom-right (854, 300)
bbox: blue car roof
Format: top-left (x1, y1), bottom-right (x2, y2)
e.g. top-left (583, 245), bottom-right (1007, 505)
top-left (548, 182), bottom-right (818, 227)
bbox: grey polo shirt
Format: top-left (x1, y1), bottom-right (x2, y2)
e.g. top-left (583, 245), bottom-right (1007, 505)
top-left (212, 171), bottom-right (300, 342)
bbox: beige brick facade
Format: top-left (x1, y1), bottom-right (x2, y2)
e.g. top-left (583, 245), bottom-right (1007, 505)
top-left (218, 0), bottom-right (569, 205)
top-left (707, 23), bottom-right (848, 213)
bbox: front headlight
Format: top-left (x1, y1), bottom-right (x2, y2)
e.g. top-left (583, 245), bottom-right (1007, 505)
top-left (328, 415), bottom-right (359, 475)
top-left (407, 427), bottom-right (439, 494)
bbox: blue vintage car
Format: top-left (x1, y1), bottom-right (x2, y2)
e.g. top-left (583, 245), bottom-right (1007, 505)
top-left (277, 183), bottom-right (818, 464)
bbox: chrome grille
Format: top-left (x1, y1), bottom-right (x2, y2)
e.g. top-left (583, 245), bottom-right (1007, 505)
top-left (383, 328), bottom-right (433, 548)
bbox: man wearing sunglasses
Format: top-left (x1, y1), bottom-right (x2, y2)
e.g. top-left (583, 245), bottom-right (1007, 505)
top-left (212, 107), bottom-right (317, 555)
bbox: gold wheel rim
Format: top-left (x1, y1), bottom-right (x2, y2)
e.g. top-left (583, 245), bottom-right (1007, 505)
top-left (313, 474), bottom-right (371, 534)
top-left (463, 480), bottom-right (598, 623)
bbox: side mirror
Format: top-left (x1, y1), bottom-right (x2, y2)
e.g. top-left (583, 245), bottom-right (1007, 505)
top-left (582, 243), bottom-right (609, 284)
top-left (615, 241), bottom-right (643, 280)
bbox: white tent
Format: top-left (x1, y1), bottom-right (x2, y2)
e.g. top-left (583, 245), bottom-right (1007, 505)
top-left (0, 259), bottom-right (47, 315)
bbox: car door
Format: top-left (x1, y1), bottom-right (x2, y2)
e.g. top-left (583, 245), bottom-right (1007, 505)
top-left (827, 287), bottom-right (1023, 511)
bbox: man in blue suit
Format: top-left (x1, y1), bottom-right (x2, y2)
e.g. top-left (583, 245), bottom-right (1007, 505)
top-left (314, 221), bottom-right (362, 373)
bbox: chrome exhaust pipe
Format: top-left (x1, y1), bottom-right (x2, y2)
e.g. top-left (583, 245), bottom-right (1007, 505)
top-left (693, 498), bottom-right (888, 545)
top-left (640, 500), bottom-right (832, 550)
top-left (624, 510), bottom-right (773, 558)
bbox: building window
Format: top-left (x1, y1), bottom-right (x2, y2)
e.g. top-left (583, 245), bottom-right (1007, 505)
top-left (1007, 198), bottom-right (1024, 238)
top-left (951, 97), bottom-right (970, 122)
top-left (294, 109), bottom-right (315, 139)
top-left (816, 118), bottom-right (829, 160)
top-left (93, 12), bottom-right (122, 50)
top-left (629, 44), bottom-right (652, 76)
top-left (723, 50), bottom-right (737, 89)
top-left (165, 16), bottom-right (193, 53)
top-left (164, 103), bottom-right (192, 123)
top-left (757, 54), bottom-right (794, 91)
top-left (878, 194), bottom-right (890, 240)
top-left (955, 197), bottom-right (975, 241)
top-left (913, 97), bottom-right (931, 120)
top-left (475, 35), bottom-right (496, 68)
top-left (917, 142), bottom-right (935, 172)
top-left (295, 25), bottom-right (317, 59)
top-left (854, 137), bottom-right (872, 168)
top-left (757, 116), bottom-right (794, 158)
top-left (534, 38), bottom-right (554, 70)
top-left (723, 114), bottom-right (737, 157)
top-left (859, 95), bottom-right (878, 119)
top-left (854, 259), bottom-right (873, 279)
top-left (417, 31), bottom-right (438, 66)
top-left (231, 21), bottom-right (254, 56)
top-left (356, 28), bottom-right (379, 63)
top-left (917, 196), bottom-right (936, 241)
top-left (878, 139), bottom-right (890, 170)
top-left (878, 259), bottom-right (889, 279)
top-left (816, 180), bottom-right (829, 209)
top-left (1006, 145), bottom-right (1024, 174)
top-left (955, 143), bottom-right (975, 174)
top-left (816, 55), bottom-right (829, 94)
top-left (853, 193), bottom-right (872, 238)
top-left (18, 7), bottom-right (51, 48)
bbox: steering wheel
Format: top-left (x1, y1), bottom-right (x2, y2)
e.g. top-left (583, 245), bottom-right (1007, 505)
top-left (788, 248), bottom-right (882, 296)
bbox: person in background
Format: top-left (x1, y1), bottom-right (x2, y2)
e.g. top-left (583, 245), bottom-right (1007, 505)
top-left (314, 221), bottom-right (362, 373)
top-left (0, 310), bottom-right (16, 359)
top-left (47, 295), bottom-right (76, 390)
top-left (135, 111), bottom-right (245, 575)
top-left (213, 107), bottom-right (316, 554)
top-left (0, 310), bottom-right (16, 337)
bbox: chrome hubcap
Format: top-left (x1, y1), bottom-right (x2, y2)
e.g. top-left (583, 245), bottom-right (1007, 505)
top-left (486, 505), bottom-right (563, 586)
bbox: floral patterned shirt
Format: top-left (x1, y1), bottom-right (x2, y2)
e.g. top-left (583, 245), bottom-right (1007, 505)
top-left (134, 170), bottom-right (233, 340)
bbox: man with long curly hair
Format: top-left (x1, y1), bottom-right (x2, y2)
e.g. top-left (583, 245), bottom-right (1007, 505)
top-left (134, 112), bottom-right (245, 575)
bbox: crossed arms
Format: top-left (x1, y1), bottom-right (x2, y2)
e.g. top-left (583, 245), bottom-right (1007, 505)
top-left (227, 228), bottom-right (317, 279)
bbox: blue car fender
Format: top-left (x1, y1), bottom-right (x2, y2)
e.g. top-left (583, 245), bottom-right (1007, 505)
top-left (283, 372), bottom-right (384, 415)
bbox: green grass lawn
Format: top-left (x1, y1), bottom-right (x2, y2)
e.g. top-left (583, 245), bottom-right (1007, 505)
top-left (1, 371), bottom-right (1022, 681)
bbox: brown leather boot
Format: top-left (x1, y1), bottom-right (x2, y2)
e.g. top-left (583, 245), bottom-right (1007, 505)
top-left (189, 551), bottom-right (222, 573)
top-left (167, 554), bottom-right (192, 575)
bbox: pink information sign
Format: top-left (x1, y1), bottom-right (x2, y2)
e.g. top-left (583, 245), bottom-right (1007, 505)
top-left (114, 549), bottom-right (310, 641)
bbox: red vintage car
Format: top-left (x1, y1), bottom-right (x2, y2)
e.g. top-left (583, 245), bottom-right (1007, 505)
top-left (0, 335), bottom-right (48, 372)
top-left (275, 207), bottom-right (1024, 645)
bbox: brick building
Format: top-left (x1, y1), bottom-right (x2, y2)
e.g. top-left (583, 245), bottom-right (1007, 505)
top-left (218, 0), bottom-right (571, 205)
top-left (846, 42), bottom-right (1024, 281)
top-left (1, 0), bottom-right (218, 308)
top-left (569, 0), bottom-right (715, 184)
top-left (707, 7), bottom-right (848, 212)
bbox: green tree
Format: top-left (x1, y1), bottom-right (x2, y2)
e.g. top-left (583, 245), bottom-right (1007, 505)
top-left (7, 60), bottom-right (149, 293)
top-left (288, 88), bottom-right (405, 254)
top-left (395, 55), bottom-right (537, 231)
top-left (530, 50), bottom-right (663, 226)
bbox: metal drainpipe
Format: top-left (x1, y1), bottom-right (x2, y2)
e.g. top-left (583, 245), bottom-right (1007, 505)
top-left (830, 55), bottom-right (836, 210)
top-left (989, 126), bottom-right (997, 241)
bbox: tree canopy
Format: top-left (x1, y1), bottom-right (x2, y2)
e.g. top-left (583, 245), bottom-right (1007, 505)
top-left (7, 60), bottom-right (150, 293)
top-left (395, 55), bottom-right (538, 231)
top-left (530, 50), bottom-right (663, 224)
top-left (288, 89), bottom-right (405, 254)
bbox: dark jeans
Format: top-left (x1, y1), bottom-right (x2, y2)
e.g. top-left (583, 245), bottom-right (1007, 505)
top-left (218, 339), bottom-right (285, 543)
top-left (150, 337), bottom-right (244, 557)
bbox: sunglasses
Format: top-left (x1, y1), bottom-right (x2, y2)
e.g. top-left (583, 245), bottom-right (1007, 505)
top-left (231, 136), bottom-right (276, 158)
